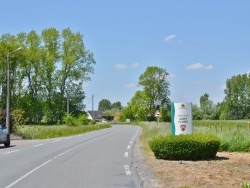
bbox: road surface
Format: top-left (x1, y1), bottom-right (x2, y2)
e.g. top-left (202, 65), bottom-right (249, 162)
top-left (0, 125), bottom-right (142, 188)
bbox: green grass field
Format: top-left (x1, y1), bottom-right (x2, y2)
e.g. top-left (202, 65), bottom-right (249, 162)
top-left (138, 120), bottom-right (250, 152)
top-left (16, 123), bottom-right (111, 139)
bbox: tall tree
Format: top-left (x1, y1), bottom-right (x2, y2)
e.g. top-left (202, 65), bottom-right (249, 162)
top-left (223, 74), bottom-right (250, 119)
top-left (0, 27), bottom-right (96, 124)
top-left (123, 66), bottom-right (171, 121)
top-left (57, 28), bottom-right (95, 120)
top-left (41, 28), bottom-right (60, 120)
top-left (98, 99), bottom-right (111, 112)
top-left (138, 66), bottom-right (171, 113)
top-left (199, 93), bottom-right (213, 119)
top-left (111, 101), bottom-right (122, 110)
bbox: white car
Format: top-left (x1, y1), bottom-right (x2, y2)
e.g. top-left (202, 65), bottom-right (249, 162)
top-left (0, 126), bottom-right (10, 147)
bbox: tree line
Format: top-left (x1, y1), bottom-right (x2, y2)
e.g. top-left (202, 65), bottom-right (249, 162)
top-left (120, 66), bottom-right (250, 121)
top-left (194, 73), bottom-right (250, 120)
top-left (0, 28), bottom-right (95, 124)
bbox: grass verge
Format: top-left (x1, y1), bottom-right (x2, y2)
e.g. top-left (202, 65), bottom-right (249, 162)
top-left (138, 121), bottom-right (250, 152)
top-left (16, 123), bottom-right (111, 139)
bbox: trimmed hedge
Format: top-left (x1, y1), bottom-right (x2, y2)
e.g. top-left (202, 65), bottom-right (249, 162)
top-left (149, 134), bottom-right (220, 160)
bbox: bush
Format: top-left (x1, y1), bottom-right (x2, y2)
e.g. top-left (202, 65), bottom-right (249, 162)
top-left (63, 113), bottom-right (77, 126)
top-left (149, 134), bottom-right (220, 160)
top-left (76, 114), bottom-right (89, 125)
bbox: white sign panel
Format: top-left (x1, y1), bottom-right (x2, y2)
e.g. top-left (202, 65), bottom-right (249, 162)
top-left (154, 100), bottom-right (161, 106)
top-left (171, 102), bottom-right (193, 135)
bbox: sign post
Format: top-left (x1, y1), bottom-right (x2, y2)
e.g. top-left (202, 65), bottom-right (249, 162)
top-left (154, 100), bottom-right (161, 126)
top-left (171, 102), bottom-right (193, 135)
top-left (154, 110), bottom-right (161, 126)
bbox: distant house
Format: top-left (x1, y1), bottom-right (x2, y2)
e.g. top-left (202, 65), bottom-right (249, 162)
top-left (102, 115), bottom-right (115, 121)
top-left (87, 111), bottom-right (103, 121)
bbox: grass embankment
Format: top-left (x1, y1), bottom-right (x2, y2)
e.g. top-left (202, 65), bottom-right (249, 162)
top-left (138, 120), bottom-right (250, 152)
top-left (16, 123), bottom-right (111, 139)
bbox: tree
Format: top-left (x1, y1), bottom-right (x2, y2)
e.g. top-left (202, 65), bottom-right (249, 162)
top-left (199, 93), bottom-right (213, 119)
top-left (111, 101), bottom-right (122, 109)
top-left (192, 104), bottom-right (203, 120)
top-left (223, 74), bottom-right (250, 119)
top-left (138, 66), bottom-right (171, 113)
top-left (0, 27), bottom-right (95, 124)
top-left (98, 99), bottom-right (111, 112)
top-left (122, 66), bottom-right (171, 122)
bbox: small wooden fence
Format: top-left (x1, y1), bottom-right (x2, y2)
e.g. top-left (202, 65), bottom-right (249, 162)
top-left (195, 122), bottom-right (250, 133)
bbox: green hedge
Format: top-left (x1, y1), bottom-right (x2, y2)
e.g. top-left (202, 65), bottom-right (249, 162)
top-left (149, 134), bottom-right (220, 160)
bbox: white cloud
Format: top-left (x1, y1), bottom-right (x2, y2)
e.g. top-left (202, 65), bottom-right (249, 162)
top-left (186, 63), bottom-right (213, 70)
top-left (114, 63), bottom-right (127, 70)
top-left (163, 35), bottom-right (176, 42)
top-left (131, 63), bottom-right (139, 68)
top-left (123, 83), bottom-right (136, 88)
top-left (114, 63), bottom-right (139, 70)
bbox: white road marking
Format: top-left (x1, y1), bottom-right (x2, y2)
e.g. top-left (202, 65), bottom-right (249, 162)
top-left (130, 141), bottom-right (133, 144)
top-left (33, 144), bottom-right (44, 147)
top-left (127, 145), bottom-right (130, 149)
top-left (5, 126), bottom-right (126, 187)
top-left (65, 137), bottom-right (72, 140)
top-left (124, 165), bottom-right (131, 176)
top-left (4, 159), bottom-right (52, 188)
top-left (4, 150), bottom-right (20, 155)
top-left (52, 139), bottom-right (61, 142)
top-left (124, 152), bottom-right (128, 158)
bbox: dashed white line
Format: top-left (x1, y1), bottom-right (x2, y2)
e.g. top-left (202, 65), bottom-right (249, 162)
top-left (124, 152), bottom-right (128, 158)
top-left (4, 150), bottom-right (20, 155)
top-left (4, 159), bottom-right (52, 188)
top-left (130, 141), bottom-right (133, 144)
top-left (33, 144), bottom-right (44, 147)
top-left (52, 139), bottom-right (61, 142)
top-left (127, 145), bottom-right (130, 149)
top-left (124, 165), bottom-right (131, 176)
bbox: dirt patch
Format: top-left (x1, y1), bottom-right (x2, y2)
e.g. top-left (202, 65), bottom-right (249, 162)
top-left (144, 150), bottom-right (250, 188)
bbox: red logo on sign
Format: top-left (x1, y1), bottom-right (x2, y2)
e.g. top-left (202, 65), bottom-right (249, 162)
top-left (180, 124), bottom-right (186, 132)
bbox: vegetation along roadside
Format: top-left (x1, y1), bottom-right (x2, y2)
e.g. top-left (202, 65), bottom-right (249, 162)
top-left (137, 121), bottom-right (250, 188)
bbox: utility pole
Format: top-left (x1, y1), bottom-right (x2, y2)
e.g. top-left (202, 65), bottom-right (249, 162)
top-left (92, 94), bottom-right (94, 120)
top-left (91, 94), bottom-right (100, 120)
top-left (6, 47), bottom-right (22, 133)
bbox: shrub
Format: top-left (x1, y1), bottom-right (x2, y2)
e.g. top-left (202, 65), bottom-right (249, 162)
top-left (41, 116), bottom-right (49, 125)
top-left (149, 134), bottom-right (220, 160)
top-left (76, 114), bottom-right (89, 125)
top-left (242, 183), bottom-right (250, 188)
top-left (63, 113), bottom-right (77, 126)
top-left (90, 119), bottom-right (97, 125)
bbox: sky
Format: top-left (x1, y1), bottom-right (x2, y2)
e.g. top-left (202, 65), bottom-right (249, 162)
top-left (1, 1), bottom-right (250, 110)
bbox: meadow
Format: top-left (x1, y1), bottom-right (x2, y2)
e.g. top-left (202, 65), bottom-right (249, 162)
top-left (15, 123), bottom-right (111, 139)
top-left (139, 120), bottom-right (250, 152)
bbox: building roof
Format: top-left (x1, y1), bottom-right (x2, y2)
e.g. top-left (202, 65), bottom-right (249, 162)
top-left (87, 111), bottom-right (103, 119)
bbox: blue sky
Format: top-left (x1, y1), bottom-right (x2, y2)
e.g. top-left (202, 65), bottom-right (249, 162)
top-left (1, 1), bottom-right (250, 110)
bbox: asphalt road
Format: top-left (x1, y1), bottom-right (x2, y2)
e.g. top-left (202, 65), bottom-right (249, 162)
top-left (0, 125), bottom-right (142, 188)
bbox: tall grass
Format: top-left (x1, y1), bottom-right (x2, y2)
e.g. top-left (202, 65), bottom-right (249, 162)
top-left (138, 121), bottom-right (250, 152)
top-left (17, 124), bottom-right (111, 139)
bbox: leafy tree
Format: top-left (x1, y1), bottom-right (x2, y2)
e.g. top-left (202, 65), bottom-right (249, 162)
top-left (223, 74), bottom-right (250, 119)
top-left (111, 101), bottom-right (122, 109)
top-left (98, 99), bottom-right (112, 112)
top-left (0, 27), bottom-right (95, 124)
top-left (192, 104), bottom-right (203, 120)
top-left (200, 93), bottom-right (213, 119)
top-left (122, 66), bottom-right (170, 121)
top-left (138, 66), bottom-right (171, 113)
